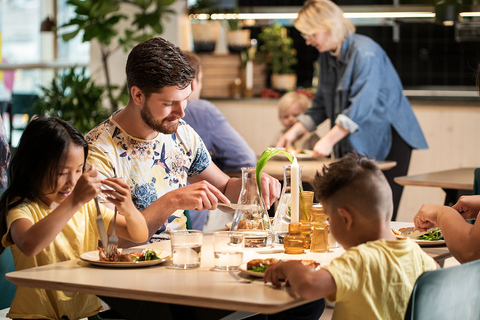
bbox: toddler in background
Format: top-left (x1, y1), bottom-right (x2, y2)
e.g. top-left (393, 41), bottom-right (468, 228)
top-left (264, 153), bottom-right (438, 320)
top-left (273, 91), bottom-right (320, 151)
top-left (0, 117), bottom-right (148, 320)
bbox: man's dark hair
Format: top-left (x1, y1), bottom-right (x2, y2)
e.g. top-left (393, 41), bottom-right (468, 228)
top-left (126, 37), bottom-right (195, 98)
top-left (314, 152), bottom-right (393, 220)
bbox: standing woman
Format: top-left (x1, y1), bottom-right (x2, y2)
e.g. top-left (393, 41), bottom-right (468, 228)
top-left (276, 0), bottom-right (428, 219)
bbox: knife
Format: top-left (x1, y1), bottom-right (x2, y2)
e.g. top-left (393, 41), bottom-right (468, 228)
top-left (95, 197), bottom-right (109, 248)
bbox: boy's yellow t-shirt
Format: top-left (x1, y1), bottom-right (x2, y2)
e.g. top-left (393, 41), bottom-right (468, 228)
top-left (2, 198), bottom-right (113, 320)
top-left (323, 238), bottom-right (437, 320)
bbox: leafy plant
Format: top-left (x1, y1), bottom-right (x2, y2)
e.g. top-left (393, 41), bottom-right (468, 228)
top-left (256, 148), bottom-right (293, 193)
top-left (60, 0), bottom-right (176, 110)
top-left (256, 24), bottom-right (297, 75)
top-left (35, 67), bottom-right (111, 134)
top-left (188, 0), bottom-right (221, 15)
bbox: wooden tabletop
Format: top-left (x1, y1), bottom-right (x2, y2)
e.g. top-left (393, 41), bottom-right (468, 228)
top-left (263, 158), bottom-right (397, 184)
top-left (394, 167), bottom-right (475, 190)
top-left (6, 221), bottom-right (450, 316)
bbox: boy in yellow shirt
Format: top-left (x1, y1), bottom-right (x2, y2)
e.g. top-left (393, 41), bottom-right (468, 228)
top-left (264, 153), bottom-right (438, 320)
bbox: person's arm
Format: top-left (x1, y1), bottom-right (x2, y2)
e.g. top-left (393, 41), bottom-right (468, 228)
top-left (415, 202), bottom-right (480, 263)
top-left (311, 125), bottom-right (349, 158)
top-left (275, 121), bottom-right (308, 148)
top-left (10, 168), bottom-right (102, 257)
top-left (101, 177), bottom-right (148, 244)
top-left (264, 260), bottom-right (336, 300)
top-left (452, 195), bottom-right (480, 220)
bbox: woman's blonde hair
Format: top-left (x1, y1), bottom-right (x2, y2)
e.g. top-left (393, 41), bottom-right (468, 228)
top-left (278, 92), bottom-right (312, 118)
top-left (294, 0), bottom-right (355, 44)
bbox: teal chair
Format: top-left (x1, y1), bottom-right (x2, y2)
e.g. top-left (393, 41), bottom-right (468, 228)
top-left (404, 259), bottom-right (480, 320)
top-left (473, 168), bottom-right (480, 195)
top-left (0, 247), bottom-right (16, 310)
top-left (7, 94), bottom-right (39, 147)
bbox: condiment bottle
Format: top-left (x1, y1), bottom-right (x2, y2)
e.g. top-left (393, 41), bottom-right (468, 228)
top-left (299, 191), bottom-right (314, 249)
top-left (283, 223), bottom-right (305, 254)
top-left (310, 204), bottom-right (329, 253)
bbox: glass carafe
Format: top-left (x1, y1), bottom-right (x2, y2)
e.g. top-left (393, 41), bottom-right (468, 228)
top-left (272, 165), bottom-right (303, 244)
top-left (230, 167), bottom-right (272, 247)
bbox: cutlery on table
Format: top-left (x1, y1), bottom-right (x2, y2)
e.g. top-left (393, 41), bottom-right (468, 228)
top-left (228, 270), bottom-right (252, 284)
top-left (106, 207), bottom-right (118, 258)
top-left (95, 197), bottom-right (109, 250)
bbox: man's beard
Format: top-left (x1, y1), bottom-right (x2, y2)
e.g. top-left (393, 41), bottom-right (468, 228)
top-left (140, 103), bottom-right (179, 134)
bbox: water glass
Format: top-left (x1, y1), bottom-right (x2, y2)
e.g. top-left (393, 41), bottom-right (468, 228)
top-left (170, 230), bottom-right (203, 269)
top-left (212, 231), bottom-right (244, 271)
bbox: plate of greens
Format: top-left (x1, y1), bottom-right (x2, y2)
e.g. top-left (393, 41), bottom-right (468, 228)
top-left (414, 228), bottom-right (445, 246)
top-left (238, 263), bottom-right (268, 277)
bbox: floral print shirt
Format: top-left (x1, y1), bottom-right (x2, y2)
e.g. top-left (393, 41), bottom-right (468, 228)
top-left (85, 114), bottom-right (211, 237)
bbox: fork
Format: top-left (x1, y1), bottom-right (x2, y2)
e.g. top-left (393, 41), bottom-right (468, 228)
top-left (106, 207), bottom-right (118, 258)
top-left (228, 270), bottom-right (252, 284)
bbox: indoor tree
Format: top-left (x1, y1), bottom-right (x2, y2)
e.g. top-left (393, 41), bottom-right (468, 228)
top-left (60, 0), bottom-right (176, 110)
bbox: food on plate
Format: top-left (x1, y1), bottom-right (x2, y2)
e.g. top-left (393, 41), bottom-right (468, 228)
top-left (98, 247), bottom-right (165, 262)
top-left (98, 247), bottom-right (133, 262)
top-left (285, 146), bottom-right (305, 155)
top-left (247, 258), bottom-right (279, 272)
top-left (391, 227), bottom-right (444, 241)
top-left (416, 228), bottom-right (443, 241)
top-left (246, 258), bottom-right (320, 273)
top-left (237, 218), bottom-right (265, 230)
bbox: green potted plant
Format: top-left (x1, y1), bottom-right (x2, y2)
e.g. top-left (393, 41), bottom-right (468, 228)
top-left (35, 67), bottom-right (111, 134)
top-left (225, 19), bottom-right (251, 53)
top-left (256, 24), bottom-right (298, 91)
top-left (60, 0), bottom-right (176, 110)
top-left (188, 0), bottom-right (221, 53)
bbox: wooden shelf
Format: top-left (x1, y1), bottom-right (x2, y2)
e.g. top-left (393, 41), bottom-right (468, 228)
top-left (198, 53), bottom-right (267, 98)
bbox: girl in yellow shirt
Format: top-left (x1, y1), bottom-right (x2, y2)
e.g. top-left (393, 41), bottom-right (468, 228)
top-left (0, 117), bottom-right (148, 320)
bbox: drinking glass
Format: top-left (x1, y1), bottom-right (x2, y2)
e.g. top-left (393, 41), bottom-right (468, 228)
top-left (212, 231), bottom-right (244, 271)
top-left (170, 230), bottom-right (203, 269)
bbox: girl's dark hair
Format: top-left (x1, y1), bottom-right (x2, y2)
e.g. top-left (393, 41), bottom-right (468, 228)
top-left (0, 117), bottom-right (88, 254)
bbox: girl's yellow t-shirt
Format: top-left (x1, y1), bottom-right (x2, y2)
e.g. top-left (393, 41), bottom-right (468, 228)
top-left (2, 198), bottom-right (113, 320)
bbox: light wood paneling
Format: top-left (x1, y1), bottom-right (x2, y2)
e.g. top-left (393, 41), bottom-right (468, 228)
top-left (199, 53), bottom-right (267, 98)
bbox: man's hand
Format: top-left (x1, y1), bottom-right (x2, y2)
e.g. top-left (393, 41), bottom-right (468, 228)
top-left (259, 173), bottom-right (281, 209)
top-left (170, 180), bottom-right (231, 211)
top-left (414, 203), bottom-right (444, 231)
top-left (452, 195), bottom-right (480, 220)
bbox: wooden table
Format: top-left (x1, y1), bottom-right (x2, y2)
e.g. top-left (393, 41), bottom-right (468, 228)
top-left (6, 222), bottom-right (449, 319)
top-left (394, 167), bottom-right (475, 206)
top-left (263, 158), bottom-right (397, 185)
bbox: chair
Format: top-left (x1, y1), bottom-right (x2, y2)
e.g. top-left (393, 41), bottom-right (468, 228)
top-left (0, 247), bottom-right (16, 310)
top-left (404, 259), bottom-right (480, 320)
top-left (7, 93), bottom-right (39, 147)
top-left (473, 168), bottom-right (480, 195)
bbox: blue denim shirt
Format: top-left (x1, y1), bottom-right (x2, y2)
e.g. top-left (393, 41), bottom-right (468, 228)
top-left (298, 33), bottom-right (428, 160)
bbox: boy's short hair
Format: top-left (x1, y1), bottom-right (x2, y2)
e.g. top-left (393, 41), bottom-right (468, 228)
top-left (278, 92), bottom-right (312, 118)
top-left (314, 153), bottom-right (393, 221)
top-left (125, 37), bottom-right (195, 99)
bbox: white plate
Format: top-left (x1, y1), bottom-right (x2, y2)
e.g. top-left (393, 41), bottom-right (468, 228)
top-left (414, 239), bottom-right (446, 247)
top-left (238, 263), bottom-right (265, 278)
top-left (80, 249), bottom-right (170, 268)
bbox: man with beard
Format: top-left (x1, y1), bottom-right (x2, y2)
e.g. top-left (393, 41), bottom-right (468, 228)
top-left (85, 37), bottom-right (281, 245)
